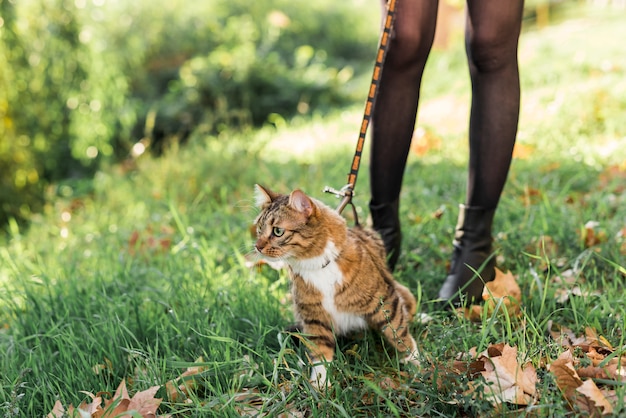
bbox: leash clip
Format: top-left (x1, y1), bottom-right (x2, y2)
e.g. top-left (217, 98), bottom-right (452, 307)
top-left (324, 184), bottom-right (359, 225)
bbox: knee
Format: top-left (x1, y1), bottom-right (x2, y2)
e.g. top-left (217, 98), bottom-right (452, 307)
top-left (386, 24), bottom-right (434, 72)
top-left (466, 27), bottom-right (519, 73)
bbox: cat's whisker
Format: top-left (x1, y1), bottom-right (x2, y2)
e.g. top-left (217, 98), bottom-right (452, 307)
top-left (235, 198), bottom-right (260, 213)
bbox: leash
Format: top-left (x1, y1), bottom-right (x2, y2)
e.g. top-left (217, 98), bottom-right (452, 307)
top-left (324, 0), bottom-right (398, 225)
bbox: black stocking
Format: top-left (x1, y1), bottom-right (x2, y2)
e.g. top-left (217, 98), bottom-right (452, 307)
top-left (370, 0), bottom-right (438, 206)
top-left (370, 0), bottom-right (524, 210)
top-left (465, 0), bottom-right (523, 209)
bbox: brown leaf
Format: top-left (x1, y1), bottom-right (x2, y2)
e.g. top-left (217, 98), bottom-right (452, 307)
top-left (548, 321), bottom-right (578, 346)
top-left (577, 365), bottom-right (611, 381)
top-left (233, 388), bottom-right (265, 416)
top-left (166, 357), bottom-right (208, 402)
top-left (549, 350), bottom-right (582, 402)
top-left (97, 399), bottom-right (130, 418)
top-left (114, 378), bottom-right (131, 402)
top-left (77, 392), bottom-right (103, 416)
top-left (548, 350), bottom-right (613, 416)
top-left (584, 329), bottom-right (614, 352)
top-left (521, 185), bottom-right (543, 206)
top-left (576, 379), bottom-right (613, 415)
top-left (410, 127), bottom-right (441, 156)
top-left (461, 269), bottom-right (521, 321)
top-left (451, 358), bottom-right (486, 379)
top-left (92, 357), bottom-right (114, 376)
top-left (547, 322), bottom-right (613, 354)
top-left (477, 344), bottom-right (537, 406)
top-left (580, 221), bottom-right (607, 248)
top-left (127, 385), bottom-right (162, 417)
top-left (47, 400), bottom-right (65, 418)
top-left (578, 350), bottom-right (626, 381)
top-left (97, 379), bottom-right (132, 418)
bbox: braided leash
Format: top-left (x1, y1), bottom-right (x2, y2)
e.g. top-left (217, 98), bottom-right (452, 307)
top-left (324, 0), bottom-right (398, 225)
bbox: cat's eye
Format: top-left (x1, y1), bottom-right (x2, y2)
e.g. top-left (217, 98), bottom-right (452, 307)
top-left (272, 227), bottom-right (285, 237)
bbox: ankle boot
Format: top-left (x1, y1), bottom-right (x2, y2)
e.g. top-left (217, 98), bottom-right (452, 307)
top-left (369, 199), bottom-right (402, 270)
top-left (438, 204), bottom-right (497, 306)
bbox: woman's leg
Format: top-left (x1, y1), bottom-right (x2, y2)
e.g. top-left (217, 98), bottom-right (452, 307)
top-left (370, 0), bottom-right (439, 269)
top-left (438, 0), bottom-right (524, 304)
top-left (465, 0), bottom-right (524, 209)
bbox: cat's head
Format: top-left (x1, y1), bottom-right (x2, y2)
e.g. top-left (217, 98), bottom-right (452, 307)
top-left (253, 184), bottom-right (330, 262)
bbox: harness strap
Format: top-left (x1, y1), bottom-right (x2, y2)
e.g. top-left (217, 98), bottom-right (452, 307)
top-left (325, 0), bottom-right (398, 223)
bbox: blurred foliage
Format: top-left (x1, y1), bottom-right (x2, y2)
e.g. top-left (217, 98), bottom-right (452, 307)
top-left (0, 0), bottom-right (378, 227)
top-left (0, 0), bottom-right (581, 228)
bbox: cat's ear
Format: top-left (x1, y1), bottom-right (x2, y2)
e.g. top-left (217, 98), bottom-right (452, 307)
top-left (289, 189), bottom-right (314, 218)
top-left (254, 184), bottom-right (275, 208)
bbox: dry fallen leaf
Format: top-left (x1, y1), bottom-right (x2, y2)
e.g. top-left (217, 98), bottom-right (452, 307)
top-left (551, 269), bottom-right (600, 303)
top-left (475, 343), bottom-right (537, 406)
top-left (165, 357), bottom-right (208, 402)
top-left (92, 357), bottom-right (113, 376)
top-left (549, 351), bottom-right (582, 401)
top-left (77, 392), bottom-right (103, 416)
top-left (577, 379), bottom-right (616, 415)
top-left (548, 322), bottom-right (614, 353)
top-left (410, 127), bottom-right (441, 156)
top-left (462, 269), bottom-right (521, 321)
top-left (47, 378), bottom-right (162, 418)
top-left (549, 350), bottom-right (613, 416)
top-left (521, 185), bottom-right (543, 207)
top-left (99, 379), bottom-right (131, 417)
top-left (577, 347), bottom-right (626, 382)
top-left (580, 221), bottom-right (608, 248)
top-left (127, 385), bottom-right (162, 417)
top-left (47, 400), bottom-right (65, 418)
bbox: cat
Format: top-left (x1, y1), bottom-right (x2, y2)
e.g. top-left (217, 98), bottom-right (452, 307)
top-left (252, 184), bottom-right (419, 387)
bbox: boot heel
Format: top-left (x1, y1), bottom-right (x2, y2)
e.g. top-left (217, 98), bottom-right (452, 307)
top-left (438, 204), bottom-right (496, 306)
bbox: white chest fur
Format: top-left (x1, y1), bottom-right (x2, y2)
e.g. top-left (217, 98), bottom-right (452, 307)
top-left (290, 242), bottom-right (367, 335)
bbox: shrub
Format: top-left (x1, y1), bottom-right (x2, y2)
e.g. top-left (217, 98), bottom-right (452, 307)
top-left (0, 0), bottom-right (378, 227)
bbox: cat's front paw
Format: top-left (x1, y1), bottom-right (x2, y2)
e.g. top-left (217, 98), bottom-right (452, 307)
top-left (401, 350), bottom-right (421, 367)
top-left (310, 363), bottom-right (331, 390)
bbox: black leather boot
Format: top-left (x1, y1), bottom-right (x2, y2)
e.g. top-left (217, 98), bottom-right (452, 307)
top-left (438, 205), bottom-right (497, 306)
top-left (369, 199), bottom-right (402, 270)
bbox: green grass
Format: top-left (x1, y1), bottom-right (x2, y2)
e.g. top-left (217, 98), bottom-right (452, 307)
top-left (2, 4), bottom-right (626, 417)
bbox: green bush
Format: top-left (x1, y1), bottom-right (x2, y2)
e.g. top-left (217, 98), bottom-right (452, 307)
top-left (0, 0), bottom-right (566, 227)
top-left (0, 0), bottom-right (378, 227)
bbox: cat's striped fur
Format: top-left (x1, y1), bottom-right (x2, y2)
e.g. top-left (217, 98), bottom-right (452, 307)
top-left (253, 184), bottom-right (419, 386)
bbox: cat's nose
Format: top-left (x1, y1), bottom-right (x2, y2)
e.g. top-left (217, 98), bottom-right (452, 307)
top-left (255, 239), bottom-right (266, 252)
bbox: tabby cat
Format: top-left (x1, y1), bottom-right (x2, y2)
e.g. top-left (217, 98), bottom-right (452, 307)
top-left (253, 184), bottom-right (419, 387)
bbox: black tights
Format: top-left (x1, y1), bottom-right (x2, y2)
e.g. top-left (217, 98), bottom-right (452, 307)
top-left (370, 0), bottom-right (524, 210)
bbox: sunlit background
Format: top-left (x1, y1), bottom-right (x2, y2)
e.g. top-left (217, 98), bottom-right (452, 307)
top-left (1, 0), bottom-right (625, 227)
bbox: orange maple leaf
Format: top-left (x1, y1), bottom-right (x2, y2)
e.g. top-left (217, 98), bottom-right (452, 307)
top-left (127, 385), bottom-right (162, 417)
top-left (97, 379), bottom-right (131, 417)
top-left (462, 268), bottom-right (521, 321)
top-left (549, 350), bottom-right (613, 416)
top-left (47, 378), bottom-right (163, 418)
top-left (475, 343), bottom-right (537, 406)
top-left (46, 400), bottom-right (65, 418)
